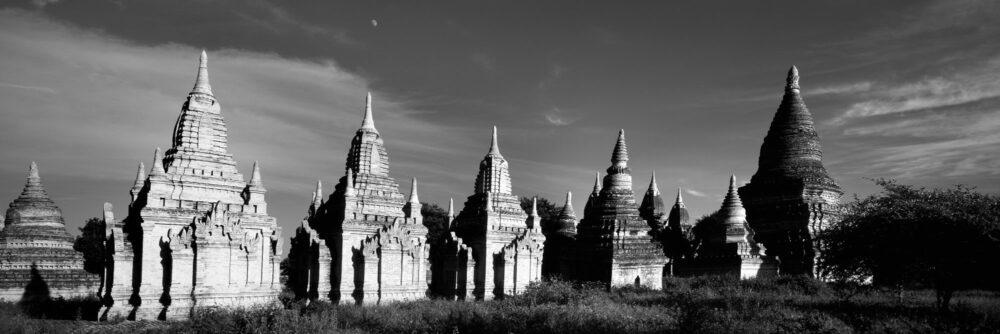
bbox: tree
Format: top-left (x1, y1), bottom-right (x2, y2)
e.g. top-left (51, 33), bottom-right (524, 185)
top-left (73, 217), bottom-right (106, 294)
top-left (520, 196), bottom-right (559, 234)
top-left (421, 202), bottom-right (450, 245)
top-left (819, 179), bottom-right (1000, 312)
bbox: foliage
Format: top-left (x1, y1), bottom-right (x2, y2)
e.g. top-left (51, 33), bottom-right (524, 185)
top-left (5, 277), bottom-right (1000, 333)
top-left (420, 202), bottom-right (450, 245)
top-left (519, 196), bottom-right (560, 234)
top-left (73, 217), bottom-right (106, 276)
top-left (686, 209), bottom-right (724, 257)
top-left (819, 179), bottom-right (1000, 312)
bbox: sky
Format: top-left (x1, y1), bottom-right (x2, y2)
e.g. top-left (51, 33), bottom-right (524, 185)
top-left (1, 1), bottom-right (998, 236)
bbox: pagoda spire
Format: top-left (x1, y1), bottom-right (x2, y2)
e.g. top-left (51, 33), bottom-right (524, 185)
top-left (675, 187), bottom-right (684, 207)
top-left (408, 177), bottom-right (420, 204)
top-left (149, 148), bottom-right (166, 179)
top-left (647, 171), bottom-right (660, 196)
top-left (786, 65), bottom-right (800, 92)
top-left (17, 162), bottom-right (48, 200)
top-left (249, 161), bottom-right (263, 188)
top-left (529, 196), bottom-right (539, 218)
top-left (132, 162), bottom-right (146, 189)
top-left (561, 191), bottom-right (575, 218)
top-left (314, 180), bottom-right (323, 206)
top-left (191, 50), bottom-right (213, 96)
top-left (488, 125), bottom-right (501, 156)
top-left (344, 169), bottom-right (356, 197)
top-left (591, 172), bottom-right (601, 195)
top-left (722, 174), bottom-right (744, 217)
top-left (611, 129), bottom-right (628, 167)
top-left (447, 198), bottom-right (455, 220)
top-left (360, 91), bottom-right (377, 132)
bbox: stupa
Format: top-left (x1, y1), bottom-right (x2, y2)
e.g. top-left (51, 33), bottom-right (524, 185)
top-left (738, 66), bottom-right (843, 277)
top-left (677, 175), bottom-right (777, 279)
top-left (292, 93), bottom-right (429, 305)
top-left (443, 127), bottom-right (544, 300)
top-left (575, 130), bottom-right (668, 288)
top-left (638, 171), bottom-right (668, 229)
top-left (101, 51), bottom-right (283, 320)
top-left (541, 191), bottom-right (577, 280)
top-left (0, 163), bottom-right (100, 302)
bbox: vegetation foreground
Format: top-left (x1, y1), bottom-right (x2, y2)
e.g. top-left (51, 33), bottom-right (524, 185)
top-left (2, 276), bottom-right (999, 334)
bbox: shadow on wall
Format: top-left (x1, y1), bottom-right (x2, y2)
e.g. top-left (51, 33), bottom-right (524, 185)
top-left (12, 263), bottom-right (101, 320)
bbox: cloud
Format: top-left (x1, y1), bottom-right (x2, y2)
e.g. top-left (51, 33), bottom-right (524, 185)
top-left (232, 1), bottom-right (355, 45)
top-left (543, 107), bottom-right (579, 126)
top-left (806, 81), bottom-right (872, 96)
top-left (537, 64), bottom-right (568, 89)
top-left (684, 188), bottom-right (708, 198)
top-left (31, 0), bottom-right (60, 8)
top-left (0, 9), bottom-right (454, 234)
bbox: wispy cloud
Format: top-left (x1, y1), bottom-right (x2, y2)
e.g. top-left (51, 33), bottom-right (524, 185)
top-left (806, 81), bottom-right (872, 96)
top-left (684, 188), bottom-right (708, 198)
top-left (537, 64), bottom-right (568, 89)
top-left (543, 107), bottom-right (579, 126)
top-left (0, 82), bottom-right (56, 94)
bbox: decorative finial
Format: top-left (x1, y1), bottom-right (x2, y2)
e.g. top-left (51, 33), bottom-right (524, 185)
top-left (611, 129), bottom-right (628, 166)
top-left (249, 161), bottom-right (263, 188)
top-left (565, 191), bottom-right (573, 207)
top-left (361, 91), bottom-right (377, 131)
top-left (29, 161), bottom-right (39, 180)
top-left (344, 169), bottom-right (356, 197)
top-left (447, 197), bottom-right (455, 219)
top-left (150, 148), bottom-right (166, 177)
top-left (133, 162), bottom-right (146, 187)
top-left (786, 65), bottom-right (800, 91)
top-left (408, 177), bottom-right (420, 203)
top-left (676, 187), bottom-right (684, 206)
top-left (561, 191), bottom-right (577, 220)
top-left (591, 172), bottom-right (601, 195)
top-left (192, 50), bottom-right (213, 95)
top-left (722, 173), bottom-right (743, 209)
top-left (314, 179), bottom-right (323, 203)
top-left (488, 125), bottom-right (501, 155)
top-left (648, 171), bottom-right (659, 196)
top-left (530, 196), bottom-right (539, 217)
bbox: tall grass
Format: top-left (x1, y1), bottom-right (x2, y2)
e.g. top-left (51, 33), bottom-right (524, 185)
top-left (3, 276), bottom-right (999, 333)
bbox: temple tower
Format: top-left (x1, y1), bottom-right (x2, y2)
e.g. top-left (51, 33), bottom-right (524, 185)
top-left (677, 175), bottom-right (777, 279)
top-left (738, 66), bottom-right (843, 277)
top-left (542, 191), bottom-right (577, 280)
top-left (295, 92), bottom-right (428, 305)
top-left (0, 163), bottom-right (101, 302)
top-left (576, 130), bottom-right (668, 288)
top-left (101, 51), bottom-right (283, 320)
top-left (638, 171), bottom-right (667, 229)
top-left (668, 188), bottom-right (691, 235)
top-left (448, 127), bottom-right (544, 300)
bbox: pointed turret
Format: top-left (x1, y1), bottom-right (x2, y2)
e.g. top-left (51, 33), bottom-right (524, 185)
top-left (344, 170), bottom-right (356, 197)
top-left (667, 187), bottom-right (690, 230)
top-left (447, 197), bottom-right (455, 221)
top-left (249, 161), bottom-right (264, 189)
top-left (639, 171), bottom-right (667, 226)
top-left (488, 125), bottom-right (501, 156)
top-left (192, 50), bottom-right (213, 96)
top-left (360, 92), bottom-right (377, 132)
top-left (591, 172), bottom-right (602, 195)
top-left (5, 161), bottom-right (64, 228)
top-left (313, 180), bottom-right (323, 208)
top-left (786, 65), bottom-right (800, 92)
top-left (131, 162), bottom-right (146, 202)
top-left (553, 191), bottom-right (578, 235)
top-left (408, 177), bottom-right (420, 204)
top-left (720, 174), bottom-right (748, 243)
top-left (18, 162), bottom-right (49, 201)
top-left (611, 129), bottom-right (628, 167)
top-left (529, 197), bottom-right (539, 218)
top-left (149, 148), bottom-right (166, 180)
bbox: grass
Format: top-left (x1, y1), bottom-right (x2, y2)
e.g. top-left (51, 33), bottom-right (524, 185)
top-left (2, 276), bottom-right (999, 333)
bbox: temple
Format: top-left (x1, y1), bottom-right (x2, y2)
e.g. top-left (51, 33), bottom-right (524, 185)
top-left (677, 175), bottom-right (778, 279)
top-left (291, 92), bottom-right (429, 305)
top-left (575, 130), bottom-right (668, 288)
top-left (738, 66), bottom-right (843, 277)
top-left (638, 171), bottom-right (667, 229)
top-left (0, 163), bottom-right (100, 302)
top-left (101, 51), bottom-right (283, 320)
top-left (542, 191), bottom-right (577, 280)
top-left (437, 127), bottom-right (545, 300)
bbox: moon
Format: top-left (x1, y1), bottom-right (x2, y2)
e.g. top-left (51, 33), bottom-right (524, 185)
top-left (371, 19), bottom-right (378, 27)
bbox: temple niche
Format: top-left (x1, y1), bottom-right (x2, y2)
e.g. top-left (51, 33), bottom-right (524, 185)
top-left (101, 51), bottom-right (283, 320)
top-left (291, 93), bottom-right (429, 305)
top-left (436, 127), bottom-right (545, 300)
top-left (676, 175), bottom-right (778, 279)
top-left (738, 66), bottom-right (843, 277)
top-left (0, 163), bottom-right (101, 302)
top-left (575, 130), bottom-right (668, 289)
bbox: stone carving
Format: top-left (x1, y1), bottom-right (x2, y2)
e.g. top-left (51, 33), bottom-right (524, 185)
top-left (738, 66), bottom-right (843, 277)
top-left (100, 51), bottom-right (282, 321)
top-left (289, 93), bottom-right (429, 305)
top-left (434, 127), bottom-right (545, 300)
top-left (575, 130), bottom-right (669, 288)
top-left (0, 163), bottom-right (101, 302)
